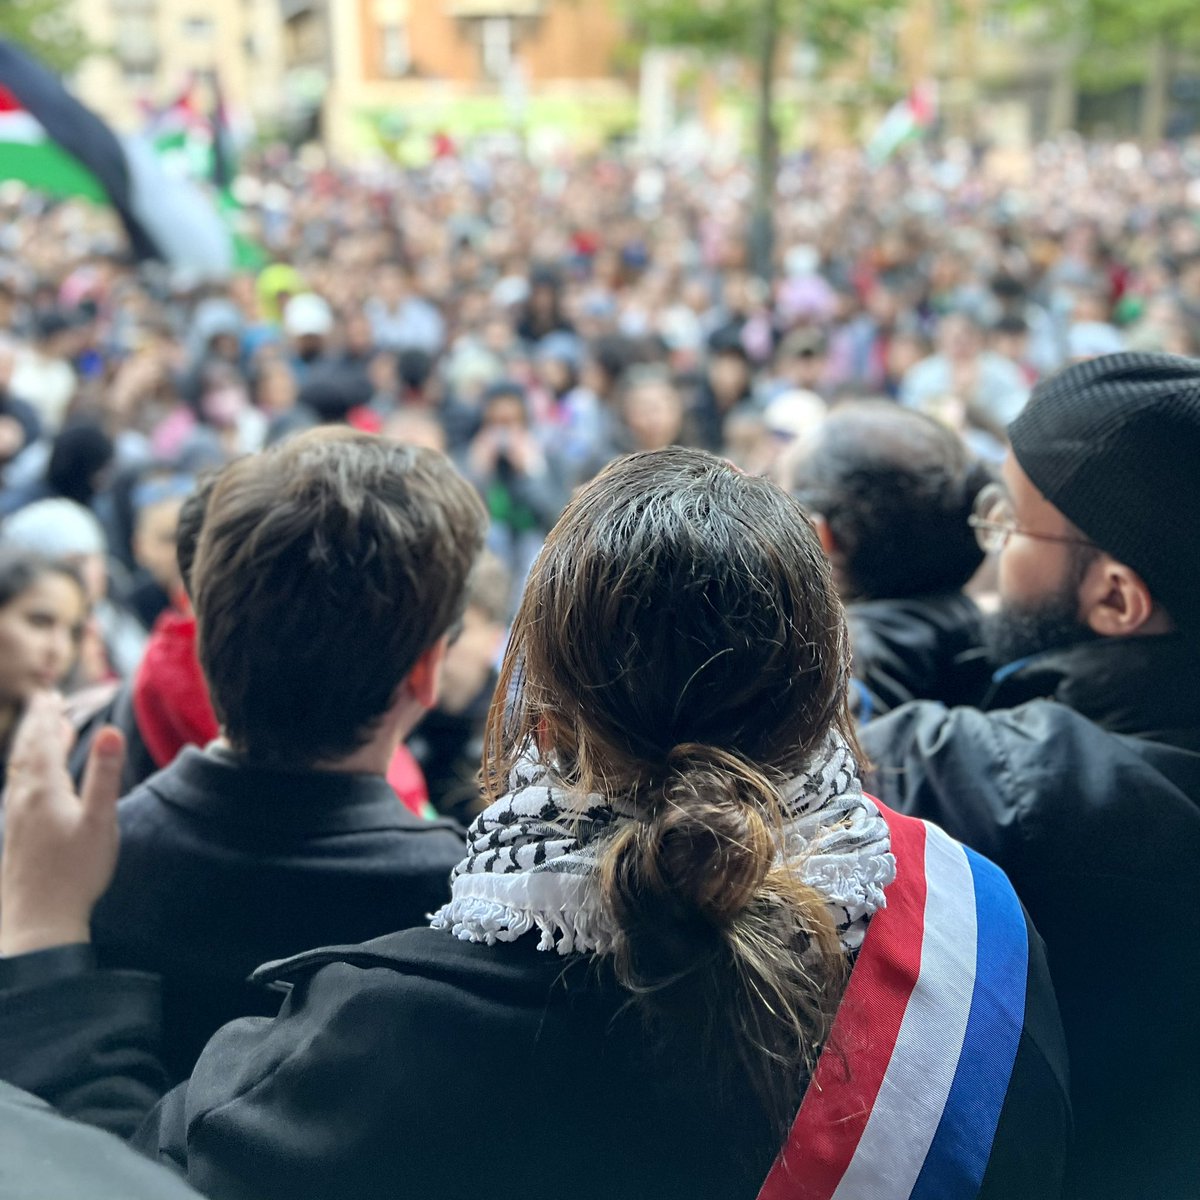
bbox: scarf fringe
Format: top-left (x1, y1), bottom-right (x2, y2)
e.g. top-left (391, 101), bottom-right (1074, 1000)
top-left (432, 895), bottom-right (618, 956)
top-left (431, 732), bottom-right (895, 957)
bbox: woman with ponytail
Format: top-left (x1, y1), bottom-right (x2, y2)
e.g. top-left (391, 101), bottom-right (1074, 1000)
top-left (0, 449), bottom-right (1068, 1200)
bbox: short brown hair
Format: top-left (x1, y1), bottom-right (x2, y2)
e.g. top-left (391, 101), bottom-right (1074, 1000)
top-left (193, 429), bottom-right (486, 767)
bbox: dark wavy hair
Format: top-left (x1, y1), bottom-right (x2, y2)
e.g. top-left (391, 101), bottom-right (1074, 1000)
top-left (787, 401), bottom-right (991, 602)
top-left (484, 447), bottom-right (856, 1128)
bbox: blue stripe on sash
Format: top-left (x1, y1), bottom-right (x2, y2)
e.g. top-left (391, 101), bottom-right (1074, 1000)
top-left (909, 845), bottom-right (1029, 1200)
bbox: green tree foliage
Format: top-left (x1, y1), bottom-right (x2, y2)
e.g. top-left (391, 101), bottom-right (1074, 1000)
top-left (1081, 0), bottom-right (1200, 48)
top-left (625, 0), bottom-right (901, 62)
top-left (0, 0), bottom-right (92, 76)
top-left (1020, 0), bottom-right (1200, 135)
top-left (622, 0), bottom-right (904, 276)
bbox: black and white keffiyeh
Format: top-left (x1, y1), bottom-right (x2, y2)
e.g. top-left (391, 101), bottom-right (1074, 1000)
top-left (430, 732), bottom-right (895, 957)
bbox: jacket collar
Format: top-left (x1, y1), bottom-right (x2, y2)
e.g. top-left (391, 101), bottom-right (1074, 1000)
top-left (983, 634), bottom-right (1200, 746)
top-left (144, 745), bottom-right (439, 836)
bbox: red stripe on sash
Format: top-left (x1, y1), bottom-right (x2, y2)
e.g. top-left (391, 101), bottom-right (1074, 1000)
top-left (758, 802), bottom-right (928, 1200)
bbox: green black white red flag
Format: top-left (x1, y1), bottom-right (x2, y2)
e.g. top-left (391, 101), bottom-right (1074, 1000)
top-left (0, 39), bottom-right (233, 278)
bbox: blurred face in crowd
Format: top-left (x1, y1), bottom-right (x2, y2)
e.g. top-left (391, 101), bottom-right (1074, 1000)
top-left (991, 326), bottom-right (1030, 365)
top-left (536, 355), bottom-right (575, 397)
top-left (1177, 258), bottom-right (1200, 301)
top-left (135, 496), bottom-right (185, 596)
top-left (709, 350), bottom-right (751, 408)
top-left (482, 393), bottom-right (528, 435)
top-left (202, 375), bottom-right (250, 428)
top-left (624, 380), bottom-right (684, 452)
top-left (682, 277), bottom-right (710, 315)
top-left (209, 332), bottom-right (241, 363)
top-left (781, 341), bottom-right (827, 391)
top-left (343, 309), bottom-right (375, 356)
top-left (866, 284), bottom-right (901, 325)
top-left (483, 317), bottom-right (516, 356)
top-left (294, 333), bottom-right (326, 364)
top-left (256, 358), bottom-right (298, 416)
top-left (382, 410), bottom-right (448, 454)
top-left (530, 281), bottom-right (560, 320)
top-left (939, 314), bottom-right (982, 363)
top-left (377, 266), bottom-right (408, 306)
top-left (887, 332), bottom-right (928, 380)
top-left (437, 603), bottom-right (505, 716)
top-left (1073, 290), bottom-right (1110, 324)
top-left (0, 573), bottom-right (85, 706)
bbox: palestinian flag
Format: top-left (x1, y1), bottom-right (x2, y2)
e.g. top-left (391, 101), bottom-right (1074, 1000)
top-left (208, 76), bottom-right (267, 271)
top-left (0, 39), bottom-right (232, 278)
top-left (0, 85), bottom-right (110, 204)
top-left (146, 79), bottom-right (208, 157)
top-left (866, 81), bottom-right (938, 167)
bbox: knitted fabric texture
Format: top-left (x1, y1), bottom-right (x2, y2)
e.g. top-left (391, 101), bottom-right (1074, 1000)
top-left (1009, 351), bottom-right (1200, 627)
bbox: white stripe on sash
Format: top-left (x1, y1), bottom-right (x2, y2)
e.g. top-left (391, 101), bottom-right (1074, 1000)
top-left (831, 822), bottom-right (978, 1200)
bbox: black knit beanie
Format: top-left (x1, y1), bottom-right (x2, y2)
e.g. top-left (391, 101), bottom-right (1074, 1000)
top-left (1008, 352), bottom-right (1200, 629)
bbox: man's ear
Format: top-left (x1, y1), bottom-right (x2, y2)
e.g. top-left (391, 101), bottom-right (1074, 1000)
top-left (1079, 555), bottom-right (1163, 638)
top-left (808, 512), bottom-right (838, 560)
top-left (401, 636), bottom-right (450, 711)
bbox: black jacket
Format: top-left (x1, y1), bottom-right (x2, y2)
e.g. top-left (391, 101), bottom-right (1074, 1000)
top-left (88, 747), bottom-right (464, 1079)
top-left (860, 634), bottom-right (1200, 1200)
top-left (846, 592), bottom-right (987, 718)
top-left (0, 923), bottom-right (1068, 1200)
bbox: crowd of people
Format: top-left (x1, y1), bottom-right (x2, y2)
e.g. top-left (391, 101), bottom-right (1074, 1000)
top-left (0, 132), bottom-right (1197, 1200)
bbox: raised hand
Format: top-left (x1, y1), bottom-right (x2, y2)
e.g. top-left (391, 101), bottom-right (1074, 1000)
top-left (0, 693), bottom-right (126, 957)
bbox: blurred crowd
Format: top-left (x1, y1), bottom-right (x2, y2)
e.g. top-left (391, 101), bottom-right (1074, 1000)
top-left (3, 130), bottom-right (1200, 1200)
top-left (1, 134), bottom-right (1200, 800)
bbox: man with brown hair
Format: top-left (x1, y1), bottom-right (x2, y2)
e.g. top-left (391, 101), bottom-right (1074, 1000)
top-left (78, 428), bottom-right (486, 1077)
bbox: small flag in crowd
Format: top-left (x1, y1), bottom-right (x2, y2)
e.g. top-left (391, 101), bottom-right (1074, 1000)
top-left (0, 39), bottom-right (233, 279)
top-left (866, 82), bottom-right (938, 167)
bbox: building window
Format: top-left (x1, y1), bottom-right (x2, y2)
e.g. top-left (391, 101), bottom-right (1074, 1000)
top-left (380, 23), bottom-right (410, 78)
top-left (122, 67), bottom-right (157, 92)
top-left (981, 3), bottom-right (1013, 38)
top-left (480, 17), bottom-right (513, 82)
top-left (182, 16), bottom-right (215, 40)
top-left (115, 16), bottom-right (158, 68)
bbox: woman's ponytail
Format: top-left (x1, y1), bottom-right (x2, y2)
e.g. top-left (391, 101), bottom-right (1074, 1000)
top-left (598, 744), bottom-right (847, 1126)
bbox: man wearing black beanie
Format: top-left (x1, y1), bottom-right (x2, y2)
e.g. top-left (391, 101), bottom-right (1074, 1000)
top-left (862, 351), bottom-right (1200, 1200)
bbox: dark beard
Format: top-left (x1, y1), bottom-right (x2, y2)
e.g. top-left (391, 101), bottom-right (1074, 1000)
top-left (983, 592), bottom-right (1099, 666)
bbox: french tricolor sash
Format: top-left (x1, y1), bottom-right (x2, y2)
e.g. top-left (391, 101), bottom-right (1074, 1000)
top-left (759, 801), bottom-right (1029, 1200)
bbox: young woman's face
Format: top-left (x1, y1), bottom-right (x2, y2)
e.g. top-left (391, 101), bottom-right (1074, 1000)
top-left (0, 574), bottom-right (86, 706)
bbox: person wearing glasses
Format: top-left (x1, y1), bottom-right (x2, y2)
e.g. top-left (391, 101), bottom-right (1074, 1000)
top-left (861, 352), bottom-right (1200, 1200)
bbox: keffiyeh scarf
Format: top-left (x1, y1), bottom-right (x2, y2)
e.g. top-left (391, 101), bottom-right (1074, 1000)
top-left (431, 732), bottom-right (896, 957)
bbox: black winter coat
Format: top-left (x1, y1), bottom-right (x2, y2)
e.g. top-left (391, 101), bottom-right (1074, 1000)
top-left (860, 634), bottom-right (1200, 1200)
top-left (0, 921), bottom-right (1069, 1200)
top-left (86, 747), bottom-right (465, 1079)
top-left (846, 592), bottom-right (987, 719)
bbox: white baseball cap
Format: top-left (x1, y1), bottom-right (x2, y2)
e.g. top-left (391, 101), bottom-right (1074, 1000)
top-left (284, 293), bottom-right (334, 339)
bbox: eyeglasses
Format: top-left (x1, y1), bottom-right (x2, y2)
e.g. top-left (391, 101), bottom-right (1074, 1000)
top-left (968, 483), bottom-right (1096, 555)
